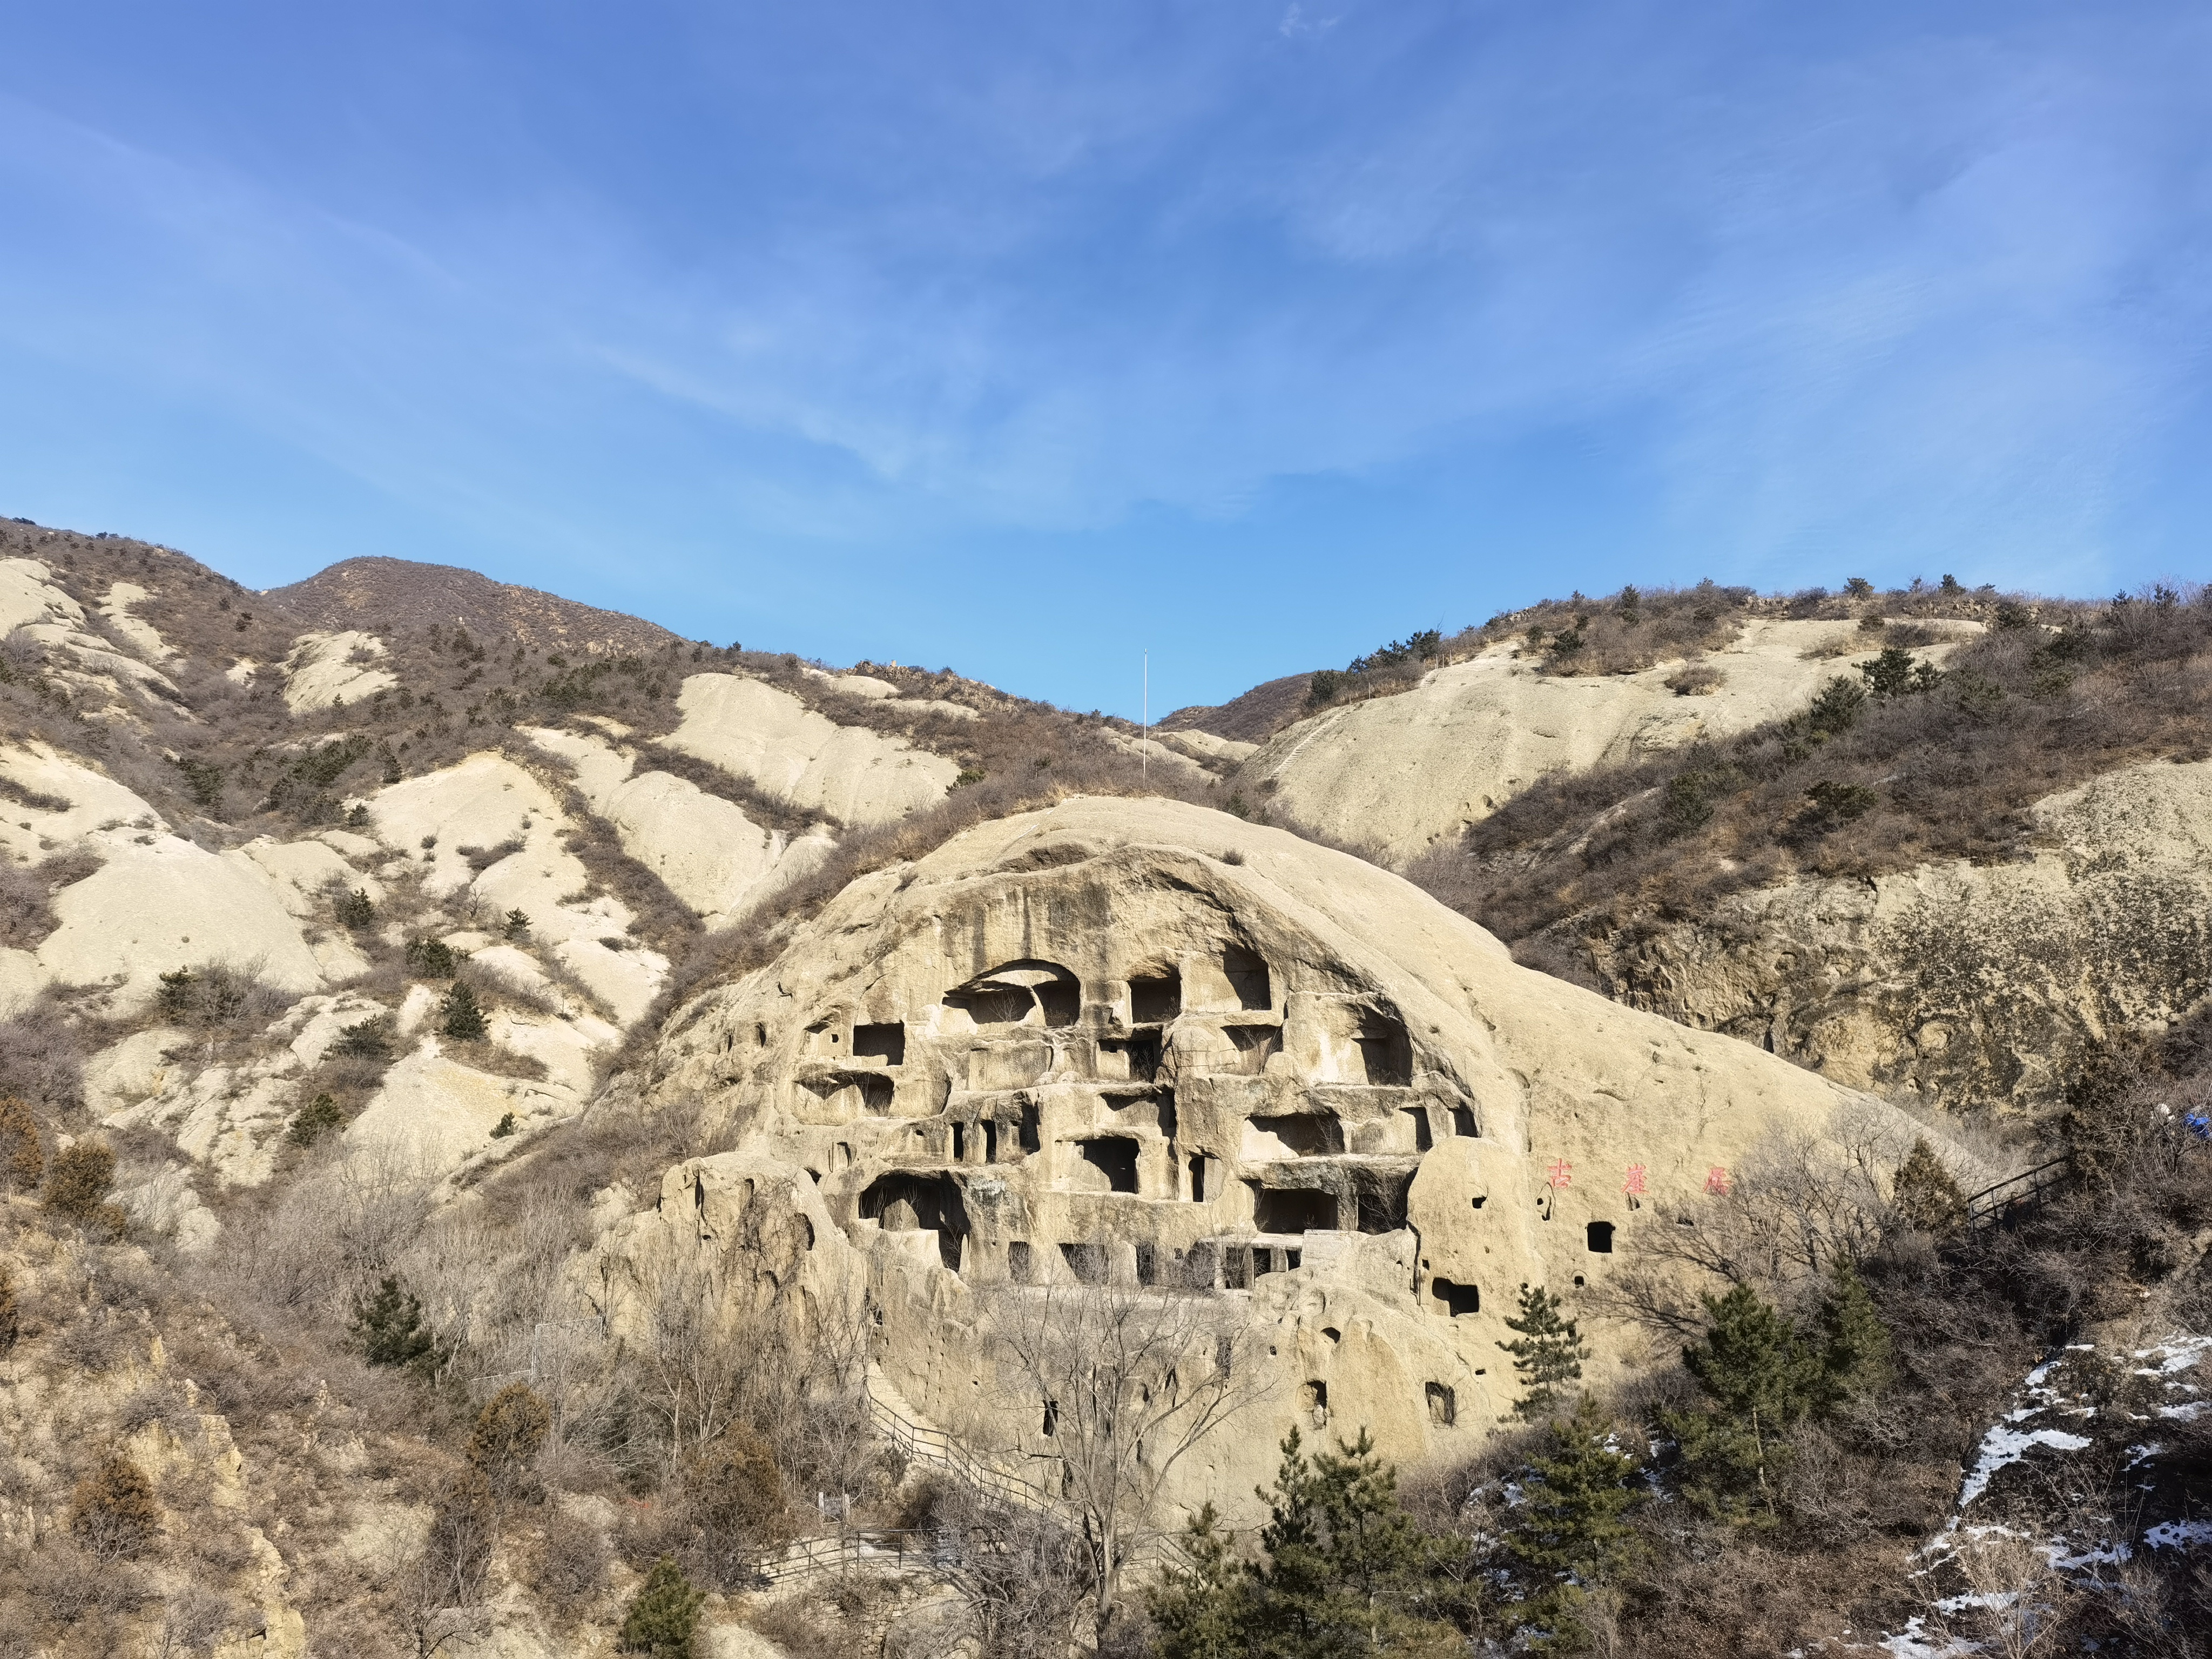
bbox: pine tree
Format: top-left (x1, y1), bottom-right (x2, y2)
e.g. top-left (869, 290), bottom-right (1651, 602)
top-left (1241, 1428), bottom-right (1460, 1655)
top-left (352, 1274), bottom-right (436, 1372)
top-left (1663, 1284), bottom-right (1820, 1523)
top-left (1814, 1260), bottom-right (1893, 1408)
top-left (440, 980), bottom-right (487, 1041)
top-left (1890, 1138), bottom-right (1967, 1237)
top-left (1506, 1395), bottom-right (1644, 1649)
top-left (1500, 1285), bottom-right (1588, 1420)
top-left (1149, 1504), bottom-right (1247, 1659)
top-left (618, 1556), bottom-right (704, 1657)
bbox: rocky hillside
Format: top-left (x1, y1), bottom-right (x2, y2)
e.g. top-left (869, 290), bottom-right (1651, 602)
top-left (3, 521), bottom-right (2207, 1657)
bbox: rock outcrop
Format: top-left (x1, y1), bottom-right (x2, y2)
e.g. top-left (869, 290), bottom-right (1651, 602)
top-left (665, 673), bottom-right (962, 826)
top-left (642, 794), bottom-right (1939, 1526)
top-left (1234, 619), bottom-right (1975, 865)
top-left (1557, 757), bottom-right (2212, 1117)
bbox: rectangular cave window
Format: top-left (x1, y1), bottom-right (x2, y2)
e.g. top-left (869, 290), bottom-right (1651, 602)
top-left (854, 1073), bottom-right (894, 1115)
top-left (1008, 1240), bottom-right (1034, 1283)
top-left (1226, 1024), bottom-right (1280, 1074)
top-left (1451, 1105), bottom-right (1476, 1137)
top-left (1188, 1154), bottom-right (1208, 1202)
top-left (1426, 1382), bottom-right (1457, 1426)
top-left (1061, 1241), bottom-right (1106, 1285)
top-left (1252, 1247), bottom-right (1277, 1279)
top-left (1253, 1187), bottom-right (1338, 1234)
top-left (1223, 1244), bottom-right (1252, 1290)
top-left (1246, 1112), bottom-right (1345, 1157)
top-left (1587, 1220), bottom-right (1615, 1254)
top-left (1353, 1170), bottom-right (1413, 1235)
top-left (1224, 946), bottom-right (1272, 1010)
top-left (1135, 1242), bottom-right (1156, 1285)
top-left (1402, 1107), bottom-right (1433, 1152)
top-left (1156, 1090), bottom-right (1177, 1143)
top-left (1130, 970), bottom-right (1182, 1024)
top-left (984, 1119), bottom-right (1000, 1163)
top-left (853, 1022), bottom-right (906, 1064)
top-left (1018, 1101), bottom-right (1042, 1155)
top-left (951, 1122), bottom-right (967, 1162)
top-left (1078, 1136), bottom-right (1141, 1195)
top-left (1036, 979), bottom-right (1081, 1028)
top-left (1354, 1011), bottom-right (1413, 1086)
top-left (1430, 1278), bottom-right (1479, 1317)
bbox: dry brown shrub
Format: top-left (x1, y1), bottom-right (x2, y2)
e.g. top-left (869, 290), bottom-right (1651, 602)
top-left (68, 1453), bottom-right (160, 1560)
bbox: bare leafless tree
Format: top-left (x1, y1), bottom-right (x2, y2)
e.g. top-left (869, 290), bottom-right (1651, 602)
top-left (979, 1274), bottom-right (1265, 1643)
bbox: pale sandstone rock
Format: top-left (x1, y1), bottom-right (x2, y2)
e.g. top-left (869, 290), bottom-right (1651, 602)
top-left (0, 556), bottom-right (79, 635)
top-left (225, 657), bottom-right (260, 684)
top-left (282, 629), bottom-right (397, 713)
top-left (1159, 729), bottom-right (1258, 766)
top-left (364, 753), bottom-right (668, 1020)
top-left (238, 836), bottom-right (384, 918)
top-left (84, 1026), bottom-right (195, 1116)
top-left (666, 673), bottom-right (961, 826)
top-left (1564, 756), bottom-right (2212, 1116)
top-left (635, 793), bottom-right (1941, 1531)
top-left (804, 667), bottom-right (900, 700)
top-left (0, 739), bottom-right (164, 864)
top-left (36, 833), bottom-right (328, 1006)
top-left (99, 580), bottom-right (177, 660)
top-left (345, 1040), bottom-right (571, 1173)
top-left (525, 725), bottom-right (831, 925)
top-left (1237, 619), bottom-right (1978, 865)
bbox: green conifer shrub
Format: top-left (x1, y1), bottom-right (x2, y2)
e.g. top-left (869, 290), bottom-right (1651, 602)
top-left (1890, 1138), bottom-right (1969, 1237)
top-left (1500, 1285), bottom-right (1588, 1420)
top-left (288, 1092), bottom-right (345, 1146)
top-left (352, 1275), bottom-right (436, 1372)
top-left (618, 1556), bottom-right (704, 1657)
top-left (441, 981), bottom-right (487, 1041)
top-left (1506, 1394), bottom-right (1644, 1648)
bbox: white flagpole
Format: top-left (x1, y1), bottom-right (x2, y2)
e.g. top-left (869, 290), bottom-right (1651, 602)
top-left (1142, 652), bottom-right (1149, 787)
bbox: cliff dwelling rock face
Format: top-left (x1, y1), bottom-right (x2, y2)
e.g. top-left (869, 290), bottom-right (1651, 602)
top-left (645, 794), bottom-right (1925, 1519)
top-left (1236, 619), bottom-right (1977, 865)
top-left (1563, 756), bottom-right (2212, 1117)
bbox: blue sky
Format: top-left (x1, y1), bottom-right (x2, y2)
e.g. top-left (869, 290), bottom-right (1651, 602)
top-left (3, 2), bottom-right (2208, 716)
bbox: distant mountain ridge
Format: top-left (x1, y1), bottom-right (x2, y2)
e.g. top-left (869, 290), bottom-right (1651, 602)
top-left (268, 555), bottom-right (683, 655)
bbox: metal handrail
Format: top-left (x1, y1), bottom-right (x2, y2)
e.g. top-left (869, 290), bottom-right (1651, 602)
top-left (1963, 1156), bottom-right (2072, 1232)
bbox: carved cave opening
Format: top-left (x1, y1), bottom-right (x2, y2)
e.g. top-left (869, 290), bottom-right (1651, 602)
top-left (1130, 968), bottom-right (1182, 1024)
top-left (854, 1022), bottom-right (906, 1064)
top-left (860, 1172), bottom-right (970, 1271)
top-left (1253, 1186), bottom-right (1338, 1233)
top-left (1076, 1136), bottom-right (1141, 1195)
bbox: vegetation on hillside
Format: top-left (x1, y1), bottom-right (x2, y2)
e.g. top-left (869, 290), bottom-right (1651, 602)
top-left (1409, 582), bottom-right (2212, 955)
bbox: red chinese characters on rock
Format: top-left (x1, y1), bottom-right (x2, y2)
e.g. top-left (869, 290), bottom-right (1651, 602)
top-left (1704, 1165), bottom-right (1732, 1196)
top-left (1545, 1158), bottom-right (1574, 1190)
top-left (1622, 1163), bottom-right (1648, 1209)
